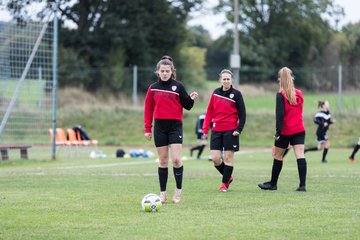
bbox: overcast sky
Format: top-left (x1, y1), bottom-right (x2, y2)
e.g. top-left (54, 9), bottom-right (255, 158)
top-left (1, 0), bottom-right (359, 40)
top-left (188, 0), bottom-right (360, 39)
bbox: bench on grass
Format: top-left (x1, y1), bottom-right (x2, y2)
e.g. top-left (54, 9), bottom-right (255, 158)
top-left (0, 145), bottom-right (32, 160)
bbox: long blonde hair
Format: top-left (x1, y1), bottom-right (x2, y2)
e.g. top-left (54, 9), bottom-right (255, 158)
top-left (278, 67), bottom-right (296, 104)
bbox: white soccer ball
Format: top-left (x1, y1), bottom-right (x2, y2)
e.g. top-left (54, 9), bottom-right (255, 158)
top-left (141, 193), bottom-right (162, 212)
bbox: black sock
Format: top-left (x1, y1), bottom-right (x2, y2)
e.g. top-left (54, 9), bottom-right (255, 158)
top-left (297, 158), bottom-right (307, 187)
top-left (215, 162), bottom-right (225, 175)
top-left (173, 166), bottom-right (183, 189)
top-left (158, 167), bottom-right (168, 192)
top-left (222, 165), bottom-right (233, 184)
top-left (350, 144), bottom-right (360, 158)
top-left (270, 159), bottom-right (283, 186)
top-left (283, 148), bottom-right (289, 158)
top-left (197, 145), bottom-right (205, 159)
top-left (304, 146), bottom-right (318, 153)
top-left (190, 145), bottom-right (201, 157)
top-left (322, 148), bottom-right (329, 161)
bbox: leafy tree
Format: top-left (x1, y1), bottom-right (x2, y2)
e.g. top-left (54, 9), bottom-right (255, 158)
top-left (211, 0), bottom-right (338, 84)
top-left (4, 0), bottom-right (203, 92)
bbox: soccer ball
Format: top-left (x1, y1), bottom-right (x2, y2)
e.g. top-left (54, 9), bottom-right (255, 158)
top-left (141, 193), bottom-right (162, 212)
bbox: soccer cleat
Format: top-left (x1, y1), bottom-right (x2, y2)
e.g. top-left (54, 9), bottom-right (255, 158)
top-left (258, 181), bottom-right (277, 190)
top-left (321, 159), bottom-right (328, 163)
top-left (159, 191), bottom-right (167, 203)
top-left (296, 186), bottom-right (306, 192)
top-left (172, 188), bottom-right (182, 204)
top-left (348, 157), bottom-right (356, 164)
top-left (226, 177), bottom-right (234, 189)
top-left (218, 183), bottom-right (228, 192)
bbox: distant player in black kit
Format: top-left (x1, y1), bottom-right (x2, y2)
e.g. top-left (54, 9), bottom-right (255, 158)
top-left (202, 69), bottom-right (246, 192)
top-left (304, 100), bottom-right (335, 163)
top-left (144, 56), bottom-right (199, 204)
top-left (349, 138), bottom-right (360, 164)
top-left (190, 113), bottom-right (207, 159)
top-left (258, 67), bottom-right (307, 192)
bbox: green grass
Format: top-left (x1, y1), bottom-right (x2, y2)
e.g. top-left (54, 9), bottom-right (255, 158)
top-left (1, 147), bottom-right (360, 239)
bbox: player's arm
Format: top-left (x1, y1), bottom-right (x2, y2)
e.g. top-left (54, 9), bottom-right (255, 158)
top-left (235, 91), bottom-right (246, 134)
top-left (178, 83), bottom-right (195, 110)
top-left (275, 93), bottom-right (284, 139)
top-left (202, 93), bottom-right (214, 136)
top-left (144, 87), bottom-right (155, 139)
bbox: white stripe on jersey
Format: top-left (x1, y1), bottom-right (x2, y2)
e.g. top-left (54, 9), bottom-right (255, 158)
top-left (314, 112), bottom-right (331, 120)
top-left (214, 93), bottom-right (236, 103)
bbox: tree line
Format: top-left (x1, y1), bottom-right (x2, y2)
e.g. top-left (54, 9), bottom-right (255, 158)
top-left (4, 0), bottom-right (360, 93)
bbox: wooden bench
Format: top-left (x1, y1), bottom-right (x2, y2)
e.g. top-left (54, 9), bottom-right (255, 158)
top-left (0, 145), bottom-right (32, 160)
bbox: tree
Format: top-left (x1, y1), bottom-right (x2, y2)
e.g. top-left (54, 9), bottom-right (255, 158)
top-left (4, 0), bottom-right (203, 92)
top-left (211, 0), bottom-right (338, 84)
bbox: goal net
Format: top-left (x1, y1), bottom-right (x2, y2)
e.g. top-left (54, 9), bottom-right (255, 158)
top-left (0, 17), bottom-right (54, 148)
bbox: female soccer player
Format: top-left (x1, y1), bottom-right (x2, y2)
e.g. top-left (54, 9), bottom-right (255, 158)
top-left (258, 67), bottom-right (307, 192)
top-left (202, 69), bottom-right (246, 192)
top-left (304, 100), bottom-right (335, 163)
top-left (190, 113), bottom-right (207, 159)
top-left (348, 138), bottom-right (360, 164)
top-left (144, 56), bottom-right (198, 204)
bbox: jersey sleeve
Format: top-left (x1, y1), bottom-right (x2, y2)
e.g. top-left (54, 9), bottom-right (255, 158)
top-left (202, 93), bottom-right (214, 135)
top-left (178, 83), bottom-right (194, 110)
top-left (144, 87), bottom-right (155, 133)
top-left (235, 91), bottom-right (246, 133)
top-left (275, 92), bottom-right (284, 135)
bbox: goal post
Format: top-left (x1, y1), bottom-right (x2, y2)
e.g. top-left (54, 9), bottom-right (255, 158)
top-left (0, 11), bottom-right (57, 159)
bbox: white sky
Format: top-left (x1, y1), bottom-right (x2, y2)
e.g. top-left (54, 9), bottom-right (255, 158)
top-left (1, 0), bottom-right (359, 40)
top-left (188, 0), bottom-right (360, 39)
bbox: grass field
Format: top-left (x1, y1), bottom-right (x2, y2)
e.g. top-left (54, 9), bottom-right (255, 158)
top-left (1, 147), bottom-right (359, 239)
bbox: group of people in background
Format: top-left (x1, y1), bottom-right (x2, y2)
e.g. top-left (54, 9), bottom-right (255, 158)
top-left (143, 55), bottom-right (358, 204)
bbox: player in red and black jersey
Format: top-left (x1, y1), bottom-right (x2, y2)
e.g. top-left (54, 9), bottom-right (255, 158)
top-left (202, 69), bottom-right (246, 192)
top-left (144, 56), bottom-right (198, 204)
top-left (258, 67), bottom-right (307, 192)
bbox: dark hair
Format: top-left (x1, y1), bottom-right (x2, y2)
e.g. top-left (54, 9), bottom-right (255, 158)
top-left (161, 55), bottom-right (173, 62)
top-left (317, 100), bottom-right (326, 108)
top-left (156, 58), bottom-right (176, 80)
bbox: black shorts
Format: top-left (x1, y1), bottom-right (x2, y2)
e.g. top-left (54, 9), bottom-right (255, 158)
top-left (210, 130), bottom-right (239, 152)
top-left (154, 119), bottom-right (183, 147)
top-left (316, 130), bottom-right (328, 143)
top-left (275, 131), bottom-right (305, 149)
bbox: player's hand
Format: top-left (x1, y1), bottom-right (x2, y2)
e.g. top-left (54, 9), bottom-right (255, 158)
top-left (324, 122), bottom-right (328, 127)
top-left (144, 132), bottom-right (152, 141)
top-left (190, 92), bottom-right (199, 100)
top-left (233, 131), bottom-right (240, 136)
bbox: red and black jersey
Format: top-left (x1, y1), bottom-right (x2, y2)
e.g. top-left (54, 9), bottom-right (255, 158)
top-left (202, 86), bottom-right (246, 135)
top-left (276, 88), bottom-right (305, 135)
top-left (144, 79), bottom-right (194, 133)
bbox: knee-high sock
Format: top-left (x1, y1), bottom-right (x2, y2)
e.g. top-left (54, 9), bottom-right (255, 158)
top-left (297, 158), bottom-right (307, 187)
top-left (322, 148), bottom-right (329, 161)
top-left (173, 166), bottom-right (183, 189)
top-left (215, 162), bottom-right (225, 175)
top-left (350, 144), bottom-right (360, 158)
top-left (197, 145), bottom-right (206, 159)
top-left (222, 165), bottom-right (233, 184)
top-left (270, 159), bottom-right (283, 186)
top-left (304, 146), bottom-right (318, 153)
top-left (158, 167), bottom-right (168, 191)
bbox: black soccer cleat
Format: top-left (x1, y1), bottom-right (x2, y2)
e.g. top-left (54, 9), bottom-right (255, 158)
top-left (258, 181), bottom-right (277, 190)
